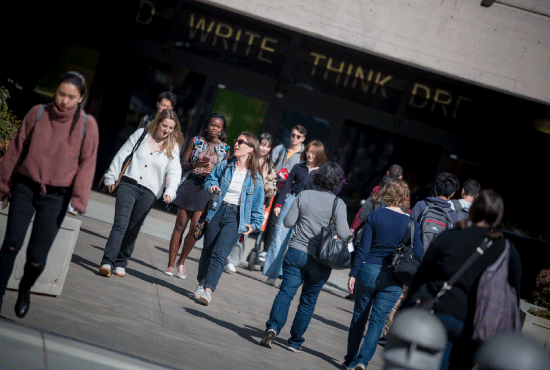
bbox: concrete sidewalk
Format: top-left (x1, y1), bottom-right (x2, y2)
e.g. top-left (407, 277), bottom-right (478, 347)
top-left (0, 190), bottom-right (385, 369)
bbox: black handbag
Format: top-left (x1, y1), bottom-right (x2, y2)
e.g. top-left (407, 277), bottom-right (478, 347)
top-left (390, 218), bottom-right (420, 286)
top-left (314, 196), bottom-right (351, 270)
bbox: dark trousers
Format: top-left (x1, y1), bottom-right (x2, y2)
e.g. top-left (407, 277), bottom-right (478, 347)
top-left (197, 202), bottom-right (240, 292)
top-left (262, 204), bottom-right (279, 253)
top-left (0, 177), bottom-right (71, 302)
top-left (100, 180), bottom-right (156, 269)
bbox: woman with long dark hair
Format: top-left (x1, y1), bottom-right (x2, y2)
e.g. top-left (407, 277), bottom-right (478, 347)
top-left (259, 162), bottom-right (348, 352)
top-left (225, 132), bottom-right (277, 273)
top-left (193, 132), bottom-right (264, 306)
top-left (404, 189), bottom-right (522, 370)
top-left (164, 113), bottom-right (230, 279)
top-left (0, 71), bottom-right (99, 317)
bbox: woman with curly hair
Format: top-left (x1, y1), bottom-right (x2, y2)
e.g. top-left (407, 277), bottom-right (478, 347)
top-left (259, 162), bottom-right (348, 353)
top-left (343, 178), bottom-right (424, 370)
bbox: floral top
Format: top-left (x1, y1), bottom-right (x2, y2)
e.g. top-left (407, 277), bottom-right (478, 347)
top-left (261, 162), bottom-right (277, 198)
top-left (180, 136), bottom-right (230, 184)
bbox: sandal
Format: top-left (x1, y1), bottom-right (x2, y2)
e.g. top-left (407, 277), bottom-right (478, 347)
top-left (176, 264), bottom-right (187, 279)
top-left (163, 267), bottom-right (174, 276)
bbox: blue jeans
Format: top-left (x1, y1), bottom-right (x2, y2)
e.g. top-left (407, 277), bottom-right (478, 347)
top-left (345, 263), bottom-right (402, 368)
top-left (435, 313), bottom-right (465, 370)
top-left (101, 180), bottom-right (157, 269)
top-left (197, 202), bottom-right (241, 292)
top-left (263, 193), bottom-right (295, 279)
top-left (265, 248), bottom-right (332, 349)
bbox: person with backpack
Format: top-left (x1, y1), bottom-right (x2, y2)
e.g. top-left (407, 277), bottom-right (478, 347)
top-left (137, 91), bottom-right (177, 130)
top-left (258, 125), bottom-right (306, 261)
top-left (404, 189), bottom-right (522, 370)
top-left (449, 179), bottom-right (481, 220)
top-left (0, 71), bottom-right (99, 317)
top-left (410, 172), bottom-right (460, 250)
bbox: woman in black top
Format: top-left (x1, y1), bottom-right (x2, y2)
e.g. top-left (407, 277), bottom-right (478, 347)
top-left (405, 189), bottom-right (522, 370)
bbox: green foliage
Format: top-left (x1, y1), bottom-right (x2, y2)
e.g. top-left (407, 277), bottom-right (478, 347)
top-left (0, 86), bottom-right (21, 157)
top-left (530, 268), bottom-right (550, 318)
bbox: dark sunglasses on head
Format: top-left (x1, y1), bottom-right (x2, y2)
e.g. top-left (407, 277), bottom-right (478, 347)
top-left (291, 133), bottom-right (303, 139)
top-left (234, 138), bottom-right (252, 147)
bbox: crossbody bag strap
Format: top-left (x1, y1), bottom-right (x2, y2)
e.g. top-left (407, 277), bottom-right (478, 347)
top-left (435, 237), bottom-right (493, 299)
top-left (329, 195), bottom-right (338, 225)
top-left (398, 218), bottom-right (414, 247)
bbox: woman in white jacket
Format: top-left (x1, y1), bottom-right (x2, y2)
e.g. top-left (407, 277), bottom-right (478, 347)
top-left (98, 109), bottom-right (183, 278)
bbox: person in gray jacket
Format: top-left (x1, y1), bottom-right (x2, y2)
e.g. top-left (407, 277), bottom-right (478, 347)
top-left (259, 162), bottom-right (349, 353)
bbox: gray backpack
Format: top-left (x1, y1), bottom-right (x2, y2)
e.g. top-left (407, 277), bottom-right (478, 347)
top-left (418, 200), bottom-right (454, 249)
top-left (472, 240), bottom-right (521, 342)
top-left (450, 199), bottom-right (469, 220)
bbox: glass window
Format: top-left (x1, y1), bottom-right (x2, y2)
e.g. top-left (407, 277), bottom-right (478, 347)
top-left (333, 119), bottom-right (442, 220)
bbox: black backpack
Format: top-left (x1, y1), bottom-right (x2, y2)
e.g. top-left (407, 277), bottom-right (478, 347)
top-left (451, 199), bottom-right (469, 220)
top-left (418, 200), bottom-right (454, 249)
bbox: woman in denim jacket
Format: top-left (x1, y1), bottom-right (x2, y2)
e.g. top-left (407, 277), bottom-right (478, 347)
top-left (194, 132), bottom-right (264, 306)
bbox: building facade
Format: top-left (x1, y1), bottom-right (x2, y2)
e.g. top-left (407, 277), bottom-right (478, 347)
top-left (3, 0), bottom-right (550, 236)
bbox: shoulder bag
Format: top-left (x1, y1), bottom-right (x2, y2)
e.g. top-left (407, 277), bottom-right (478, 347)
top-left (314, 196), bottom-right (351, 270)
top-left (390, 218), bottom-right (420, 285)
top-left (99, 130), bottom-right (147, 194)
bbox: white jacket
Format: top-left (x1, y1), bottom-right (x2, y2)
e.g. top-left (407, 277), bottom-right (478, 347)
top-left (104, 129), bottom-right (182, 200)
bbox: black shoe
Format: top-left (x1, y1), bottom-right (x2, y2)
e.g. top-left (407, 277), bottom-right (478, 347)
top-left (378, 337), bottom-right (388, 345)
top-left (15, 290), bottom-right (31, 318)
top-left (345, 294), bottom-right (354, 300)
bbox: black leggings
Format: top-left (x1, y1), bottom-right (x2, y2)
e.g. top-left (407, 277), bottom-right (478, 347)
top-left (0, 176), bottom-right (71, 298)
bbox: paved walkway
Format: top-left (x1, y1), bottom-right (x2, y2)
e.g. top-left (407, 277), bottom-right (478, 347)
top-left (0, 191), bottom-right (386, 369)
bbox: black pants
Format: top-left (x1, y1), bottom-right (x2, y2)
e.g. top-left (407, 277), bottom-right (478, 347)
top-left (100, 179), bottom-right (156, 269)
top-left (0, 176), bottom-right (71, 300)
top-left (262, 205), bottom-right (279, 253)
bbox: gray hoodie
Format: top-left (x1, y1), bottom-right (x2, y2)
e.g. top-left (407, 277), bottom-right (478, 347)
top-left (272, 143), bottom-right (305, 173)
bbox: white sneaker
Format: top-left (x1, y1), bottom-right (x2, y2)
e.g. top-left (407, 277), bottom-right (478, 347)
top-left (199, 290), bottom-right (212, 306)
top-left (266, 278), bottom-right (278, 286)
top-left (99, 264), bottom-right (111, 277)
top-left (114, 267), bottom-right (125, 277)
top-left (193, 285), bottom-right (204, 300)
top-left (225, 263), bottom-right (237, 273)
top-left (258, 251), bottom-right (267, 262)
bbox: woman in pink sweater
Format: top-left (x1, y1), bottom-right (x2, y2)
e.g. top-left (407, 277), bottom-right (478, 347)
top-left (0, 71), bottom-right (99, 318)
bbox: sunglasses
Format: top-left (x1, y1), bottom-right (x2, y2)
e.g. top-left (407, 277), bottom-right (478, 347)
top-left (234, 138), bottom-right (252, 147)
top-left (291, 133), bottom-right (303, 139)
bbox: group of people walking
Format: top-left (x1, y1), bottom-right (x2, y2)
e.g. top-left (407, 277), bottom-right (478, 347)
top-left (0, 74), bottom-right (522, 370)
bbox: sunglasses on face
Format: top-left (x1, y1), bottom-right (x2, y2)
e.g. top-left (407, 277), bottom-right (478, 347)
top-left (234, 138), bottom-right (252, 147)
top-left (291, 133), bottom-right (303, 139)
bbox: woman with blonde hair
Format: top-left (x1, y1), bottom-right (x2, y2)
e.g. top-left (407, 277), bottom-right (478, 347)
top-left (262, 140), bottom-right (327, 286)
top-left (194, 132), bottom-right (264, 306)
top-left (99, 109), bottom-right (183, 278)
top-left (343, 178), bottom-right (424, 370)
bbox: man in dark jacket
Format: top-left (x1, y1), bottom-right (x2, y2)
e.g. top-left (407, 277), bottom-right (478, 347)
top-left (410, 172), bottom-right (460, 249)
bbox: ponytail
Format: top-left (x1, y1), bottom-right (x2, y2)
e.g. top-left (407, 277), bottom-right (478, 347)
top-left (71, 102), bottom-right (82, 134)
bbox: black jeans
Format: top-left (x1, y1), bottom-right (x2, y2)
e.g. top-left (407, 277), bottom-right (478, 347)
top-left (0, 176), bottom-right (71, 300)
top-left (100, 179), bottom-right (156, 269)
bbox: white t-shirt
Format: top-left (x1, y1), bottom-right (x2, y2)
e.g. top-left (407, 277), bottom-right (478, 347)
top-left (224, 168), bottom-right (247, 205)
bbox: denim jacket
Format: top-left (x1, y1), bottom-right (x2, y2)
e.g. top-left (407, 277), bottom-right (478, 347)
top-left (203, 159), bottom-right (264, 233)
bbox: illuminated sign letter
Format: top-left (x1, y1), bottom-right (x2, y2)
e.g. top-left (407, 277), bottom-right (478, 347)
top-left (213, 23), bottom-right (233, 50)
top-left (372, 72), bottom-right (393, 98)
top-left (453, 95), bottom-right (474, 120)
top-left (431, 89), bottom-right (452, 116)
top-left (244, 31), bottom-right (261, 56)
top-left (136, 0), bottom-right (155, 25)
top-left (189, 14), bottom-right (215, 42)
top-left (258, 37), bottom-right (278, 63)
top-left (310, 52), bottom-right (327, 77)
top-left (409, 83), bottom-right (431, 109)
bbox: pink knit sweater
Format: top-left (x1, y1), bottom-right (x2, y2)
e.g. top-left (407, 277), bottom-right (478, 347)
top-left (0, 103), bottom-right (99, 213)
